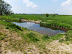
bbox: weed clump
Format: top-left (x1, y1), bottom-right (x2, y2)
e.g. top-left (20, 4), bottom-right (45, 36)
top-left (22, 32), bottom-right (39, 42)
top-left (26, 32), bottom-right (39, 42)
top-left (42, 35), bottom-right (50, 40)
top-left (0, 32), bottom-right (2, 35)
top-left (65, 30), bottom-right (72, 41)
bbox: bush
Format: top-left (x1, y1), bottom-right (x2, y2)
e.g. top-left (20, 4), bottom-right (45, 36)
top-left (46, 13), bottom-right (49, 17)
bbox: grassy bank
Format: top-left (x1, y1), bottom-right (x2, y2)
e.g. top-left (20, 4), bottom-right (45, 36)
top-left (41, 15), bottom-right (72, 30)
top-left (0, 14), bottom-right (72, 54)
top-left (0, 20), bottom-right (71, 54)
top-left (1, 14), bottom-right (72, 30)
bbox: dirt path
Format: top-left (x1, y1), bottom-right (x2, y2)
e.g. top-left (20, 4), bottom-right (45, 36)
top-left (20, 19), bottom-right (41, 24)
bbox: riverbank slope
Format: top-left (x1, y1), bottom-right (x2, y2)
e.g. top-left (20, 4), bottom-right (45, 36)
top-left (0, 21), bottom-right (72, 54)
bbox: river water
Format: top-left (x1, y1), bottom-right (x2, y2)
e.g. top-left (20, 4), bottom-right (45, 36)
top-left (12, 22), bottom-right (65, 36)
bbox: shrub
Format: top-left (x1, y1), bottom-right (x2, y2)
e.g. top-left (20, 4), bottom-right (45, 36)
top-left (46, 13), bottom-right (49, 17)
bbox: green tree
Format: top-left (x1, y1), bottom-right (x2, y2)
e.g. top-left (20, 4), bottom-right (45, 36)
top-left (0, 0), bottom-right (12, 15)
top-left (46, 13), bottom-right (49, 17)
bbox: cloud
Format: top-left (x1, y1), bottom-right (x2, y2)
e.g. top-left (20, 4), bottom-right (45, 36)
top-left (61, 0), bottom-right (72, 7)
top-left (56, 0), bottom-right (72, 15)
top-left (23, 0), bottom-right (37, 8)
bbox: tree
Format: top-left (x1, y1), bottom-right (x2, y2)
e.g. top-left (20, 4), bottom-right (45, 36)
top-left (46, 13), bottom-right (49, 17)
top-left (0, 0), bottom-right (12, 15)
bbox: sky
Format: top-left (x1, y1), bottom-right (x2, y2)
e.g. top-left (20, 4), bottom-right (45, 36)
top-left (4, 0), bottom-right (72, 15)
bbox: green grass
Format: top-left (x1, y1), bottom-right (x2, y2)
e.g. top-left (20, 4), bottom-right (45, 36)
top-left (20, 32), bottom-right (39, 42)
top-left (1, 14), bottom-right (72, 54)
top-left (0, 14), bottom-right (45, 22)
top-left (0, 21), bottom-right (23, 31)
top-left (0, 14), bottom-right (72, 43)
top-left (41, 15), bottom-right (72, 29)
top-left (0, 32), bottom-right (7, 40)
top-left (1, 14), bottom-right (72, 30)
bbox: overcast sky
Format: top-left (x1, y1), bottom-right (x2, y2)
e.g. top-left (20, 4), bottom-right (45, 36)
top-left (4, 0), bottom-right (72, 15)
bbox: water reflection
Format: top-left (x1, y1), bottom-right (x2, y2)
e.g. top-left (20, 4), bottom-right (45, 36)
top-left (12, 22), bottom-right (65, 36)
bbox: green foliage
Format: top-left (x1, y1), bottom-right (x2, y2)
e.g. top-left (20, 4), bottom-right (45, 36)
top-left (1, 14), bottom-right (72, 43)
top-left (26, 32), bottom-right (39, 42)
top-left (5, 26), bottom-right (9, 29)
top-left (0, 37), bottom-right (4, 40)
top-left (0, 14), bottom-right (45, 22)
top-left (59, 39), bottom-right (64, 42)
top-left (0, 32), bottom-right (3, 35)
top-left (38, 44), bottom-right (46, 49)
top-left (24, 52), bottom-right (27, 54)
top-left (46, 13), bottom-right (49, 17)
top-left (40, 15), bottom-right (72, 29)
top-left (50, 34), bottom-right (64, 40)
top-left (52, 14), bottom-right (56, 17)
top-left (0, 33), bottom-right (7, 40)
top-left (65, 30), bottom-right (72, 41)
top-left (42, 35), bottom-right (50, 40)
top-left (0, 21), bottom-right (23, 31)
top-left (0, 0), bottom-right (12, 15)
top-left (22, 32), bottom-right (39, 42)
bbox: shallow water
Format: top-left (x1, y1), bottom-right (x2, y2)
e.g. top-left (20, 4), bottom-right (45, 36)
top-left (12, 22), bottom-right (65, 36)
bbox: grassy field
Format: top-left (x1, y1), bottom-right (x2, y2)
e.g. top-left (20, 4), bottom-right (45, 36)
top-left (41, 15), bottom-right (72, 29)
top-left (0, 14), bottom-right (72, 54)
top-left (0, 14), bottom-right (72, 30)
top-left (0, 14), bottom-right (45, 22)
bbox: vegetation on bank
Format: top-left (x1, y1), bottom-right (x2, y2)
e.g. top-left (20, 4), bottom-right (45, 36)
top-left (41, 15), bottom-right (72, 30)
top-left (0, 20), bottom-right (72, 43)
top-left (0, 14), bottom-right (72, 30)
top-left (0, 14), bottom-right (45, 22)
top-left (0, 20), bottom-right (66, 54)
top-left (0, 0), bottom-right (72, 53)
top-left (0, 14), bottom-right (72, 54)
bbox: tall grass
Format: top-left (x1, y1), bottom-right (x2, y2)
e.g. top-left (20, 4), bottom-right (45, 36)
top-left (0, 21), bottom-right (23, 31)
